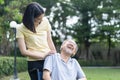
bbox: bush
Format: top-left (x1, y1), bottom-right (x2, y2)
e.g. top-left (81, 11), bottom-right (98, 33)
top-left (78, 59), bottom-right (113, 66)
top-left (0, 56), bottom-right (27, 77)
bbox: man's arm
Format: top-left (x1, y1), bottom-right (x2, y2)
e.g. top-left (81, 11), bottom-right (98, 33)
top-left (78, 77), bottom-right (87, 80)
top-left (43, 69), bottom-right (51, 80)
top-left (74, 59), bottom-right (87, 80)
top-left (43, 54), bottom-right (55, 80)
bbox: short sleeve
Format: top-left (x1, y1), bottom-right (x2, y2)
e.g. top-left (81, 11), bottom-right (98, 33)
top-left (43, 55), bottom-right (54, 73)
top-left (74, 59), bottom-right (86, 79)
top-left (44, 17), bottom-right (52, 31)
top-left (16, 24), bottom-right (24, 38)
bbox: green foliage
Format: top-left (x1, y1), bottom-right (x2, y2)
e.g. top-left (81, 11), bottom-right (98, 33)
top-left (0, 57), bottom-right (13, 76)
top-left (0, 0), bottom-right (4, 4)
top-left (9, 47), bottom-right (24, 57)
top-left (0, 57), bottom-right (27, 77)
top-left (78, 59), bottom-right (113, 66)
top-left (17, 57), bottom-right (27, 72)
top-left (0, 0), bottom-right (120, 64)
top-left (0, 0), bottom-right (32, 55)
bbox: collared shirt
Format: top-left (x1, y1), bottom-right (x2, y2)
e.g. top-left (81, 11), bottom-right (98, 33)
top-left (44, 53), bottom-right (86, 80)
top-left (16, 17), bottom-right (51, 61)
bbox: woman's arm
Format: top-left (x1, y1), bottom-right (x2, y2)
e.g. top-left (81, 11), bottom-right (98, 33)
top-left (47, 31), bottom-right (56, 53)
top-left (17, 38), bottom-right (50, 59)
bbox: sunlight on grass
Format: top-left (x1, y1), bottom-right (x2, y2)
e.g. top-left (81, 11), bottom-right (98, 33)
top-left (1, 71), bottom-right (30, 80)
top-left (83, 67), bottom-right (120, 80)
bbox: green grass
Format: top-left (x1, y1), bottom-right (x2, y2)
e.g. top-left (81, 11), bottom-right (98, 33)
top-left (0, 72), bottom-right (30, 80)
top-left (1, 67), bottom-right (120, 80)
top-left (84, 67), bottom-right (120, 80)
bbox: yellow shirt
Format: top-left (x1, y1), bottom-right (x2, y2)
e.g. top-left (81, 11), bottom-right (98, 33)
top-left (16, 17), bottom-right (51, 61)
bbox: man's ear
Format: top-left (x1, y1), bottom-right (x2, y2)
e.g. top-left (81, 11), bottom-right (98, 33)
top-left (60, 45), bottom-right (63, 51)
top-left (60, 47), bottom-right (62, 51)
top-left (71, 52), bottom-right (75, 57)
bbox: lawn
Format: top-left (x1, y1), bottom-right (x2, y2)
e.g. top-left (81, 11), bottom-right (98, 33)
top-left (1, 67), bottom-right (120, 80)
top-left (0, 71), bottom-right (30, 80)
top-left (84, 67), bottom-right (120, 80)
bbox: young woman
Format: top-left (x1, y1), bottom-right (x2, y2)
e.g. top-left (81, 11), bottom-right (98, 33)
top-left (16, 2), bottom-right (56, 80)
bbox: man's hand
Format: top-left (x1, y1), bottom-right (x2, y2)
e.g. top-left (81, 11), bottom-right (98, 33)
top-left (78, 77), bottom-right (87, 80)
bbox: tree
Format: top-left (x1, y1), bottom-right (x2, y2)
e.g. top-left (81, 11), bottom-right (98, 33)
top-left (68, 0), bottom-right (102, 60)
top-left (0, 0), bottom-right (32, 55)
top-left (96, 0), bottom-right (120, 59)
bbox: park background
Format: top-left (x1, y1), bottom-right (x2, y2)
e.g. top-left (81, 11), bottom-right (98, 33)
top-left (0, 0), bottom-right (120, 80)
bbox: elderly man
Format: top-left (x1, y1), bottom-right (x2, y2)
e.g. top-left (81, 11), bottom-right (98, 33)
top-left (43, 39), bottom-right (87, 80)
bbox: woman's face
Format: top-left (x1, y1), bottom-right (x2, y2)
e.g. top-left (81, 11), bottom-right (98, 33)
top-left (34, 14), bottom-right (44, 27)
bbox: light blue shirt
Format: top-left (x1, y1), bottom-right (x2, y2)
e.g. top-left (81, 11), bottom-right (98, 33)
top-left (43, 53), bottom-right (86, 80)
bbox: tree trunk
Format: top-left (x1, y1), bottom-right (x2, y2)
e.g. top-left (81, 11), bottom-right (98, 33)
top-left (84, 37), bottom-right (90, 60)
top-left (107, 34), bottom-right (111, 60)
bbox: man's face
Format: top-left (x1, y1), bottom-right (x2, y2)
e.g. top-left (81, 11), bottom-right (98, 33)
top-left (61, 40), bottom-right (76, 55)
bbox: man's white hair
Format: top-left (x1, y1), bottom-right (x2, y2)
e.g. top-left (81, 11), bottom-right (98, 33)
top-left (60, 39), bottom-right (78, 55)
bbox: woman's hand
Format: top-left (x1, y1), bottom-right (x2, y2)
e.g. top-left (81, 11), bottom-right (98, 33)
top-left (48, 50), bottom-right (56, 55)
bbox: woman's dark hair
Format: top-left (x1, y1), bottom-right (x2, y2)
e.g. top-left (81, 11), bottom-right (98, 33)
top-left (22, 2), bottom-right (45, 33)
